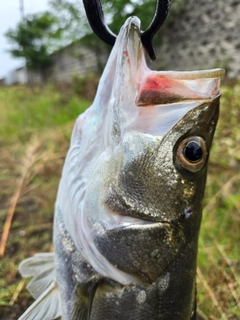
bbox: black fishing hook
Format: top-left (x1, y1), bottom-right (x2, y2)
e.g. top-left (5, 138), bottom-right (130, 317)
top-left (82, 0), bottom-right (172, 61)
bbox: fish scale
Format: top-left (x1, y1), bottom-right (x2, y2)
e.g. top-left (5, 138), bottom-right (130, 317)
top-left (89, 240), bottom-right (198, 319)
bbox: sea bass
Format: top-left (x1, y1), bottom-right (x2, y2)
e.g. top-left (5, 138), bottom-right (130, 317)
top-left (18, 17), bottom-right (224, 320)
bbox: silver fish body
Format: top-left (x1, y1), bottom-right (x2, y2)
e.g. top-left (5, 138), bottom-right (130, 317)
top-left (54, 98), bottom-right (219, 319)
top-left (18, 16), bottom-right (224, 320)
top-left (53, 17), bottom-right (224, 319)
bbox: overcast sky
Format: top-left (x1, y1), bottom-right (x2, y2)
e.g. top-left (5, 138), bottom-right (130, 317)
top-left (0, 0), bottom-right (49, 79)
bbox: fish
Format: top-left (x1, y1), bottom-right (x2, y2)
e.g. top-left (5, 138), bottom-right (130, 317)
top-left (18, 16), bottom-right (224, 320)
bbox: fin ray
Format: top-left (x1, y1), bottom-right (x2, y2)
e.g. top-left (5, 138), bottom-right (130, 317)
top-left (19, 253), bottom-right (55, 277)
top-left (27, 267), bottom-right (55, 299)
top-left (18, 281), bottom-right (61, 320)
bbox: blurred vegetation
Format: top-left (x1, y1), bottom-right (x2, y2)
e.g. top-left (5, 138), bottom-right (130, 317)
top-left (0, 83), bottom-right (92, 143)
top-left (0, 81), bottom-right (239, 319)
top-left (5, 12), bottom-right (60, 76)
top-left (5, 0), bottom-right (187, 73)
top-left (197, 84), bottom-right (240, 319)
top-left (0, 82), bottom-right (93, 319)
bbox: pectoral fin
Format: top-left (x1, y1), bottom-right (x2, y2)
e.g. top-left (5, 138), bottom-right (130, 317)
top-left (70, 278), bottom-right (98, 320)
top-left (18, 280), bottom-right (61, 320)
top-left (18, 253), bottom-right (61, 320)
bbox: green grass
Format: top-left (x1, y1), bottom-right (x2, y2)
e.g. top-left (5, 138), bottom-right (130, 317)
top-left (197, 84), bottom-right (240, 319)
top-left (0, 83), bottom-right (239, 319)
top-left (0, 84), bottom-right (90, 141)
top-left (0, 83), bottom-right (91, 319)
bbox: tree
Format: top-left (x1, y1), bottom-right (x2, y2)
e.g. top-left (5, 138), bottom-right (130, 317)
top-left (5, 11), bottom-right (61, 77)
top-left (48, 0), bottom-right (91, 45)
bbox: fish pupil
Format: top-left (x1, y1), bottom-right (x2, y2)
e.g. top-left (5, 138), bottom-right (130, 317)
top-left (184, 141), bottom-right (202, 162)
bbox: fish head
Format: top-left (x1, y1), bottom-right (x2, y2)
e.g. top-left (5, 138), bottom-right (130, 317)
top-left (56, 17), bottom-right (224, 285)
top-left (91, 96), bottom-right (220, 284)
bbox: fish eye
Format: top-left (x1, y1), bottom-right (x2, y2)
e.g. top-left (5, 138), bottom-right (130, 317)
top-left (184, 141), bottom-right (203, 162)
top-left (176, 136), bottom-right (207, 172)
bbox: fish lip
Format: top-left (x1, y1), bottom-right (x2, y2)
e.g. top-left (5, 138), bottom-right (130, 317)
top-left (109, 212), bottom-right (173, 229)
top-left (108, 209), bottom-right (187, 230)
top-left (119, 220), bottom-right (171, 230)
top-left (106, 202), bottom-right (183, 227)
top-left (152, 68), bottom-right (225, 80)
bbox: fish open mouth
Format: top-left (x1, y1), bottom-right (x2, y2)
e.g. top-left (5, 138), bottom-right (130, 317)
top-left (136, 68), bottom-right (224, 106)
top-left (132, 68), bottom-right (224, 136)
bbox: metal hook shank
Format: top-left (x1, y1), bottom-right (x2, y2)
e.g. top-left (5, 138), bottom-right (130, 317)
top-left (82, 0), bottom-right (171, 61)
top-left (141, 0), bottom-right (171, 60)
top-left (82, 0), bottom-right (116, 46)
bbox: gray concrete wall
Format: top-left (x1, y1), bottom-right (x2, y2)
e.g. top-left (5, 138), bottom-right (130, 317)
top-left (48, 42), bottom-right (108, 83)
top-left (153, 0), bottom-right (240, 79)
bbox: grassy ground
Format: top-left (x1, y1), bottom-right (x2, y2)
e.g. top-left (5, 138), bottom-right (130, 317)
top-left (197, 85), bottom-right (240, 319)
top-left (0, 83), bottom-right (239, 319)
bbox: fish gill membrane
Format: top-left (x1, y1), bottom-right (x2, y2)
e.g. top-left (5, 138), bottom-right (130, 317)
top-left (18, 17), bottom-right (224, 320)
